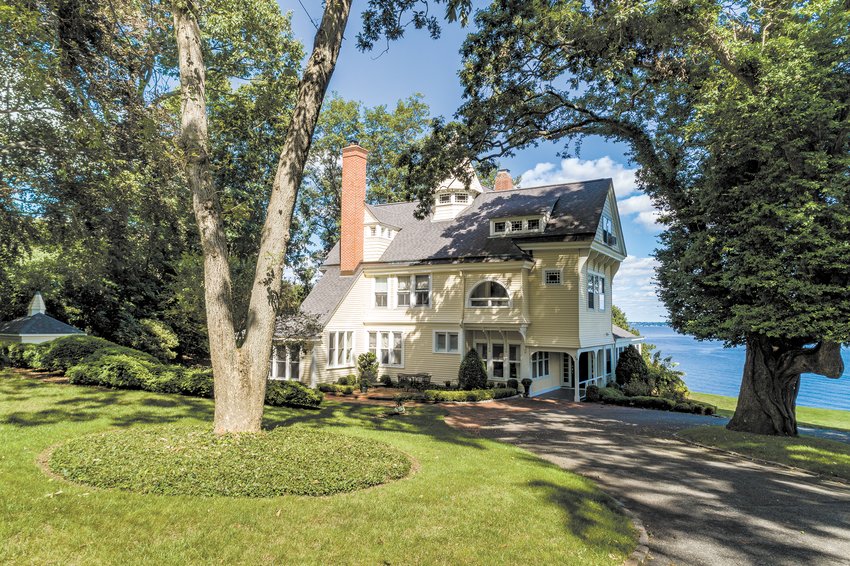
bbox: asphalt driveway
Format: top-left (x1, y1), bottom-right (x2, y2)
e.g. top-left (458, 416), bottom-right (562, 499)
top-left (445, 398), bottom-right (850, 566)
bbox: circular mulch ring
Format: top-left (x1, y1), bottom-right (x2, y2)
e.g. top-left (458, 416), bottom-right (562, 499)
top-left (49, 426), bottom-right (412, 497)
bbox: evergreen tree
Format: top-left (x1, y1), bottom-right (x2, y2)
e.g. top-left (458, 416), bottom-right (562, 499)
top-left (458, 349), bottom-right (488, 390)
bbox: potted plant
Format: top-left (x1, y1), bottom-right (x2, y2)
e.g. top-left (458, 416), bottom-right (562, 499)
top-left (521, 378), bottom-right (532, 397)
top-left (357, 352), bottom-right (378, 393)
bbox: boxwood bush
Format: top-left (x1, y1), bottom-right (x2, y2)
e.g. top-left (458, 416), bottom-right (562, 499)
top-left (422, 387), bottom-right (518, 403)
top-left (266, 380), bottom-right (323, 408)
top-left (40, 335), bottom-right (111, 371)
top-left (595, 386), bottom-right (715, 415)
top-left (67, 354), bottom-right (159, 390)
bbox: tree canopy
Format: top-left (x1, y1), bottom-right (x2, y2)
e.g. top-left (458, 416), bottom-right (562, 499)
top-left (417, 0), bottom-right (849, 434)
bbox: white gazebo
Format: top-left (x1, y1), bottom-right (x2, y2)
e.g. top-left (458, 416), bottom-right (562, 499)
top-left (0, 292), bottom-right (85, 344)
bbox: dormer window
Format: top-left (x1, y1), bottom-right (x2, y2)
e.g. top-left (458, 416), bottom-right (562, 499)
top-left (455, 193), bottom-right (468, 204)
top-left (439, 193), bottom-right (452, 204)
top-left (370, 226), bottom-right (377, 236)
top-left (490, 217), bottom-right (545, 236)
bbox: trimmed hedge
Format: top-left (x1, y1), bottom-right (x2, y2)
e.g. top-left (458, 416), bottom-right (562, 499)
top-left (6, 333), bottom-right (322, 409)
top-left (422, 387), bottom-right (518, 403)
top-left (265, 380), bottom-right (323, 408)
top-left (595, 387), bottom-right (716, 415)
top-left (40, 335), bottom-right (111, 371)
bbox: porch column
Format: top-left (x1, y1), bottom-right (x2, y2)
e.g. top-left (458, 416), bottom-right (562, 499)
top-left (270, 345), bottom-right (278, 379)
top-left (573, 351), bottom-right (581, 402)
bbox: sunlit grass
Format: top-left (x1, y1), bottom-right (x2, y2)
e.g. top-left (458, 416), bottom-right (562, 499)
top-left (689, 392), bottom-right (850, 432)
top-left (0, 371), bottom-right (635, 565)
top-left (679, 425), bottom-right (850, 481)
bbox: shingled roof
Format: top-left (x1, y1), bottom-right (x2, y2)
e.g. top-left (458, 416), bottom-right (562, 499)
top-left (0, 313), bottom-right (84, 336)
top-left (323, 179), bottom-right (612, 266)
top-left (291, 179), bottom-right (614, 334)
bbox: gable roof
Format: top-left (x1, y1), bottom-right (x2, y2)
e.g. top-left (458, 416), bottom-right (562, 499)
top-left (324, 179), bottom-right (612, 267)
top-left (297, 266), bottom-right (359, 327)
top-left (0, 313), bottom-right (84, 336)
top-left (613, 325), bottom-right (642, 340)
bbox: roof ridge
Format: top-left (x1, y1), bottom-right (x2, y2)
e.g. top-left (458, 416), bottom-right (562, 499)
top-left (490, 177), bottom-right (613, 194)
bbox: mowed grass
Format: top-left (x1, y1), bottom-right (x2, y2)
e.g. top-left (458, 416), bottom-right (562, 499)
top-left (689, 392), bottom-right (850, 432)
top-left (0, 372), bottom-right (635, 565)
top-left (679, 426), bottom-right (850, 481)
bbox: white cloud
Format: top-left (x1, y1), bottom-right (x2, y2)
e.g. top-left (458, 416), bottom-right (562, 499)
top-left (614, 255), bottom-right (666, 322)
top-left (617, 194), bottom-right (661, 231)
top-left (519, 156), bottom-right (638, 197)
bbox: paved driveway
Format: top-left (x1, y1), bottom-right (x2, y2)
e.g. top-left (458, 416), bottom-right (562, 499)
top-left (445, 398), bottom-right (850, 566)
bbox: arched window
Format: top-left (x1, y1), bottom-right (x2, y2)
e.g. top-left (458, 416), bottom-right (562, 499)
top-left (469, 281), bottom-right (510, 307)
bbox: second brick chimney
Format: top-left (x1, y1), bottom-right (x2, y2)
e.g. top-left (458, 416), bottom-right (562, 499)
top-left (340, 141), bottom-right (368, 275)
top-left (494, 169), bottom-right (514, 191)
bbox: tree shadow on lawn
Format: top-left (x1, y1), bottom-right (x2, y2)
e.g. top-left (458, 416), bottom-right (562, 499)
top-left (458, 401), bottom-right (850, 566)
top-left (1, 376), bottom-right (489, 452)
top-left (1, 380), bottom-right (213, 429)
top-left (263, 400), bottom-right (490, 450)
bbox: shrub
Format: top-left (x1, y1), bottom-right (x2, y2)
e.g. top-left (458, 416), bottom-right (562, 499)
top-left (623, 379), bottom-right (654, 397)
top-left (4, 343), bottom-right (35, 368)
top-left (337, 374), bottom-right (357, 386)
top-left (628, 396), bottom-right (676, 411)
top-left (357, 352), bottom-right (378, 391)
top-left (339, 385), bottom-right (355, 395)
top-left (422, 388), bottom-right (518, 403)
top-left (67, 354), bottom-right (160, 390)
top-left (83, 345), bottom-right (159, 365)
top-left (40, 335), bottom-right (111, 371)
top-left (265, 380), bottom-right (323, 408)
top-left (444, 380), bottom-right (452, 389)
top-left (381, 374), bottom-right (393, 387)
top-left (615, 345), bottom-right (648, 386)
top-left (318, 383), bottom-right (338, 393)
top-left (145, 366), bottom-right (187, 394)
top-left (180, 367), bottom-right (214, 398)
top-left (507, 378), bottom-right (519, 390)
top-left (598, 387), bottom-right (627, 404)
top-left (458, 349), bottom-right (487, 390)
top-left (585, 385), bottom-right (601, 402)
top-left (521, 378), bottom-right (532, 397)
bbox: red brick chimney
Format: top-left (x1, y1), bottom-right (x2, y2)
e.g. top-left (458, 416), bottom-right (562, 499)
top-left (494, 169), bottom-right (514, 191)
top-left (340, 141), bottom-right (368, 275)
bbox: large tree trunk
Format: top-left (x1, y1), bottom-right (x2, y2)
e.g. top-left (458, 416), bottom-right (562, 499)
top-left (728, 336), bottom-right (843, 436)
top-left (173, 0), bottom-right (353, 433)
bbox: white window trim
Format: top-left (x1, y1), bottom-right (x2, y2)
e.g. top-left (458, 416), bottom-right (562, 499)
top-left (438, 193), bottom-right (452, 204)
top-left (433, 330), bottom-right (461, 354)
top-left (327, 331), bottom-right (355, 369)
top-left (489, 216), bottom-right (546, 237)
top-left (373, 276), bottom-right (389, 308)
top-left (467, 278), bottom-right (512, 308)
top-left (454, 193), bottom-right (469, 204)
top-left (369, 330), bottom-right (405, 368)
top-left (587, 270), bottom-right (607, 311)
top-left (531, 351), bottom-right (550, 379)
top-left (543, 268), bottom-right (563, 287)
top-left (412, 273), bottom-right (432, 308)
top-left (269, 344), bottom-right (301, 380)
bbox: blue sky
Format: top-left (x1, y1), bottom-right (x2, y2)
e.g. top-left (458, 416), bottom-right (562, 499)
top-left (282, 2), bottom-right (666, 321)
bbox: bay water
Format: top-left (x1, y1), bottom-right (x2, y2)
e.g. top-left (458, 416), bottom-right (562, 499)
top-left (634, 323), bottom-right (850, 412)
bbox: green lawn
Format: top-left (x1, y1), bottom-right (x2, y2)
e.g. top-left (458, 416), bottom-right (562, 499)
top-left (678, 426), bottom-right (850, 481)
top-left (689, 391), bottom-right (850, 432)
top-left (0, 372), bottom-right (635, 565)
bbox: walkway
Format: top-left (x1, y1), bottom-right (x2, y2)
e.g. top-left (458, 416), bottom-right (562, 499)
top-left (445, 398), bottom-right (850, 566)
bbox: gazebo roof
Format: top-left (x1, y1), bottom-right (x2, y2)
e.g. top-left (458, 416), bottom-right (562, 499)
top-left (0, 292), bottom-right (84, 337)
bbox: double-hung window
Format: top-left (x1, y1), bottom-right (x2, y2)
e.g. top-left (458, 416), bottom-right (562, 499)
top-left (587, 273), bottom-right (606, 310)
top-left (328, 331), bottom-right (354, 368)
top-left (374, 277), bottom-right (388, 307)
top-left (414, 274), bottom-right (431, 307)
top-left (434, 331), bottom-right (460, 354)
top-left (369, 331), bottom-right (403, 367)
top-left (601, 216), bottom-right (616, 246)
top-left (397, 276), bottom-right (411, 307)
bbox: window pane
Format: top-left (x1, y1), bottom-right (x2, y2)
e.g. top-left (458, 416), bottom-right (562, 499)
top-left (455, 193), bottom-right (468, 203)
top-left (398, 277), bottom-right (410, 291)
top-left (494, 221), bottom-right (506, 233)
top-left (510, 220), bottom-right (523, 231)
top-left (439, 193), bottom-right (451, 203)
top-left (375, 277), bottom-right (388, 292)
top-left (448, 333), bottom-right (459, 352)
top-left (476, 343), bottom-right (488, 360)
top-left (436, 332), bottom-right (446, 352)
top-left (369, 332), bottom-right (376, 355)
top-left (527, 218), bottom-right (540, 231)
top-left (415, 275), bottom-right (429, 290)
top-left (392, 332), bottom-right (402, 365)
